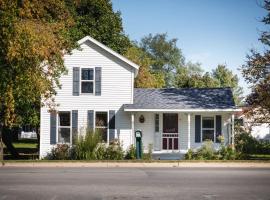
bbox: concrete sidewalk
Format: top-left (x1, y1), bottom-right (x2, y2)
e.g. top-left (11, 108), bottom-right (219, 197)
top-left (2, 161), bottom-right (270, 168)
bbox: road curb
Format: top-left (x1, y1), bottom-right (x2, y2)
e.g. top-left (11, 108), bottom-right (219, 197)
top-left (2, 162), bottom-right (270, 168)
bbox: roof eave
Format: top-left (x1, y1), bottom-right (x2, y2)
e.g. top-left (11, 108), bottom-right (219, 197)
top-left (124, 108), bottom-right (242, 112)
top-left (78, 36), bottom-right (140, 71)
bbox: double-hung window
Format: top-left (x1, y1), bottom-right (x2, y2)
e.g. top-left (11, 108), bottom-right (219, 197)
top-left (58, 111), bottom-right (71, 143)
top-left (95, 112), bottom-right (108, 142)
top-left (202, 117), bottom-right (215, 142)
top-left (81, 68), bottom-right (94, 94)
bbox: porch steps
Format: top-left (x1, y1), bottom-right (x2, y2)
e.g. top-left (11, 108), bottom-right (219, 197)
top-left (152, 153), bottom-right (185, 160)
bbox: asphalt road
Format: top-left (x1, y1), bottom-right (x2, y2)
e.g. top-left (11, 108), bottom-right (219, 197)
top-left (0, 167), bottom-right (270, 200)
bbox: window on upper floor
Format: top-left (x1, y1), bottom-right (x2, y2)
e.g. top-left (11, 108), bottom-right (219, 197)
top-left (202, 117), bottom-right (215, 142)
top-left (81, 68), bottom-right (94, 94)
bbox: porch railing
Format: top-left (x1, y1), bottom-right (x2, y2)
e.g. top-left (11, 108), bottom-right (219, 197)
top-left (162, 133), bottom-right (179, 150)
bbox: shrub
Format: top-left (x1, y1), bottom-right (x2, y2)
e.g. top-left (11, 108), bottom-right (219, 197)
top-left (105, 139), bottom-right (124, 160)
top-left (218, 145), bottom-right (237, 160)
top-left (235, 130), bottom-right (270, 156)
top-left (184, 149), bottom-right (194, 160)
top-left (125, 145), bottom-right (136, 160)
top-left (94, 143), bottom-right (107, 160)
top-left (184, 141), bottom-right (217, 160)
top-left (196, 141), bottom-right (217, 160)
top-left (143, 143), bottom-right (153, 160)
top-left (74, 129), bottom-right (101, 160)
top-left (46, 144), bottom-right (71, 160)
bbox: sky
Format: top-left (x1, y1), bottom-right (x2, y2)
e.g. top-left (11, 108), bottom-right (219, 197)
top-left (112, 0), bottom-right (268, 94)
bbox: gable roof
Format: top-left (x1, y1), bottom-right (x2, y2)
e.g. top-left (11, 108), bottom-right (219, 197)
top-left (78, 36), bottom-right (139, 71)
top-left (124, 88), bottom-right (240, 112)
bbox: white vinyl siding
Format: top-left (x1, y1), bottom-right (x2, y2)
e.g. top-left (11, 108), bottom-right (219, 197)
top-left (40, 40), bottom-right (134, 158)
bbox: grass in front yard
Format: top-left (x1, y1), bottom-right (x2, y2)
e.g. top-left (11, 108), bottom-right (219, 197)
top-left (248, 154), bottom-right (270, 160)
top-left (13, 139), bottom-right (38, 149)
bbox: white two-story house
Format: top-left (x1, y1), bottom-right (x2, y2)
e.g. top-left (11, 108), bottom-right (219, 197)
top-left (40, 36), bottom-right (240, 159)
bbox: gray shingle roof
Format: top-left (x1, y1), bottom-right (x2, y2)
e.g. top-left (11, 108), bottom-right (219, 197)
top-left (124, 88), bottom-right (236, 110)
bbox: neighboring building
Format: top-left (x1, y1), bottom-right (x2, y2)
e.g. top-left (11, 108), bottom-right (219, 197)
top-left (40, 36), bottom-right (240, 159)
top-left (235, 107), bottom-right (270, 141)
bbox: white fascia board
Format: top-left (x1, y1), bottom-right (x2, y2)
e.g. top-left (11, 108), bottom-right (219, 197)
top-left (78, 36), bottom-right (140, 71)
top-left (124, 108), bottom-right (242, 112)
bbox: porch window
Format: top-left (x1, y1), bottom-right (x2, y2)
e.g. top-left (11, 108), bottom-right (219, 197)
top-left (81, 68), bottom-right (94, 94)
top-left (58, 111), bottom-right (71, 143)
top-left (202, 117), bottom-right (215, 141)
top-left (95, 112), bottom-right (108, 142)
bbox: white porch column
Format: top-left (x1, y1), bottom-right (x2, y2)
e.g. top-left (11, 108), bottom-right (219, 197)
top-left (187, 113), bottom-right (191, 149)
top-left (231, 114), bottom-right (235, 146)
top-left (131, 113), bottom-right (135, 145)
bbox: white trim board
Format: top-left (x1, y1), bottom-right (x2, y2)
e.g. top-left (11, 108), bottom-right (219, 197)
top-left (124, 108), bottom-right (242, 112)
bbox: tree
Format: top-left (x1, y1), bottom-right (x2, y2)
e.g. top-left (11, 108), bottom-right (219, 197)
top-left (66, 0), bottom-right (131, 55)
top-left (241, 0), bottom-right (270, 123)
top-left (125, 46), bottom-right (165, 88)
top-left (0, 0), bottom-right (75, 158)
top-left (139, 33), bottom-right (185, 87)
top-left (212, 65), bottom-right (244, 105)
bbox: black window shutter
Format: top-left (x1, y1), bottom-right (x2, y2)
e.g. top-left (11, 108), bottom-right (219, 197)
top-left (95, 67), bottom-right (101, 96)
top-left (195, 115), bottom-right (201, 143)
top-left (155, 114), bottom-right (159, 132)
top-left (109, 110), bottom-right (116, 141)
top-left (50, 112), bottom-right (57, 144)
top-left (216, 115), bottom-right (222, 143)
top-left (87, 110), bottom-right (94, 131)
top-left (73, 67), bottom-right (80, 96)
top-left (72, 110), bottom-right (78, 144)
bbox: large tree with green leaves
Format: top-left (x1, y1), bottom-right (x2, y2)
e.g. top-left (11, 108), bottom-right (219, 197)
top-left (125, 46), bottom-right (165, 88)
top-left (139, 33), bottom-right (185, 87)
top-left (212, 65), bottom-right (244, 105)
top-left (0, 0), bottom-right (75, 158)
top-left (175, 64), bottom-right (243, 105)
top-left (66, 0), bottom-right (131, 55)
top-left (241, 0), bottom-right (270, 123)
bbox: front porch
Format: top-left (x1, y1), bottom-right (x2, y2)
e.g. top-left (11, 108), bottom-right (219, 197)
top-left (129, 111), bottom-right (235, 155)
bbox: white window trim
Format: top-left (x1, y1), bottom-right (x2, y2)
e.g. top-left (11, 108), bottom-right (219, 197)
top-left (80, 68), bottom-right (95, 95)
top-left (201, 116), bottom-right (216, 143)
top-left (57, 111), bottom-right (72, 145)
top-left (94, 110), bottom-right (109, 144)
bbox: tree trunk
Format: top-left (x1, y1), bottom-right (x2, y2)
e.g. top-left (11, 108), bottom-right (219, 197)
top-left (36, 125), bottom-right (40, 155)
top-left (0, 124), bottom-right (4, 164)
top-left (2, 126), bottom-right (19, 159)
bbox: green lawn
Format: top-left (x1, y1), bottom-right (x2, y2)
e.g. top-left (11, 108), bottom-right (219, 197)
top-left (249, 154), bottom-right (270, 160)
top-left (12, 139), bottom-right (38, 149)
top-left (3, 139), bottom-right (38, 149)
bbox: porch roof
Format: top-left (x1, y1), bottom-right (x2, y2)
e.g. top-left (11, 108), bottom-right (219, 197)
top-left (124, 88), bottom-right (240, 112)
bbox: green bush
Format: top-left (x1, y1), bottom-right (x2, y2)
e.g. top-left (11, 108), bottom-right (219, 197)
top-left (46, 144), bottom-right (71, 160)
top-left (125, 145), bottom-right (136, 160)
top-left (184, 149), bottom-right (194, 160)
top-left (143, 143), bottom-right (153, 160)
top-left (94, 143), bottom-right (107, 160)
top-left (105, 139), bottom-right (124, 160)
top-left (218, 145), bottom-right (237, 160)
top-left (196, 141), bottom-right (217, 160)
top-left (185, 141), bottom-right (217, 160)
top-left (235, 130), bottom-right (270, 156)
top-left (74, 129), bottom-right (101, 160)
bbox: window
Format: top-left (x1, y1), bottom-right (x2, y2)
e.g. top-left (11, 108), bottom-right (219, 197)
top-left (58, 112), bottom-right (71, 143)
top-left (202, 117), bottom-right (215, 141)
top-left (95, 112), bottom-right (108, 142)
top-left (81, 68), bottom-right (94, 94)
